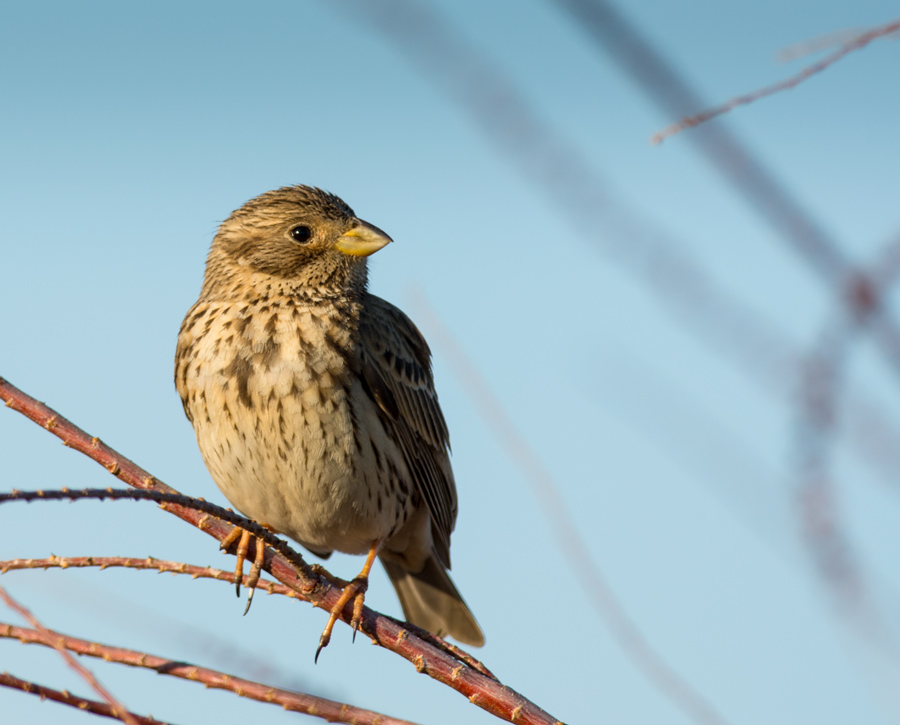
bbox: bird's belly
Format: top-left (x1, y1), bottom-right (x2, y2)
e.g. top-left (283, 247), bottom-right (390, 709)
top-left (178, 301), bottom-right (420, 555)
top-left (190, 363), bottom-right (413, 556)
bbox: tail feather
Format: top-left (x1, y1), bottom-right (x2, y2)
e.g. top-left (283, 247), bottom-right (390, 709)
top-left (381, 556), bottom-right (484, 647)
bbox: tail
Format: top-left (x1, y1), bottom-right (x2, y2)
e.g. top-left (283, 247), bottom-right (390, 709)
top-left (381, 556), bottom-right (485, 647)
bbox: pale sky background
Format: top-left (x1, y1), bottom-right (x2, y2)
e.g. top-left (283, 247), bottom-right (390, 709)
top-left (2, 2), bottom-right (900, 724)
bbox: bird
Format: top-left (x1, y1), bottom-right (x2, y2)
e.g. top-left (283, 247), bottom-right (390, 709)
top-left (174, 185), bottom-right (484, 655)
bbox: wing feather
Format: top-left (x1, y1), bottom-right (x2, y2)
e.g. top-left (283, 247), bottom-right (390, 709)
top-left (359, 294), bottom-right (456, 567)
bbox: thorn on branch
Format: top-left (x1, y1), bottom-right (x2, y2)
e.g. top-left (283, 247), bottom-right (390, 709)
top-left (1, 623), bottom-right (421, 725)
top-left (0, 672), bottom-right (174, 725)
top-left (0, 587), bottom-right (140, 725)
top-left (0, 375), bottom-right (562, 724)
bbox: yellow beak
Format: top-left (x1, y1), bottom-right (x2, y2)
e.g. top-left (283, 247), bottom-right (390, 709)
top-left (335, 220), bottom-right (393, 257)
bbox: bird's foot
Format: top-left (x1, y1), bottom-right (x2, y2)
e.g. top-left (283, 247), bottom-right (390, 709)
top-left (310, 563), bottom-right (351, 588)
top-left (220, 526), bottom-right (267, 615)
top-left (315, 541), bottom-right (379, 663)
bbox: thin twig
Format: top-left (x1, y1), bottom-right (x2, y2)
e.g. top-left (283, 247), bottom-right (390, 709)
top-left (0, 622), bottom-right (419, 725)
top-left (0, 587), bottom-right (140, 725)
top-left (0, 555), bottom-right (357, 697)
top-left (0, 555), bottom-right (297, 597)
top-left (652, 18), bottom-right (900, 143)
top-left (0, 672), bottom-right (174, 725)
top-left (550, 0), bottom-right (900, 377)
top-left (0, 492), bottom-right (499, 681)
top-left (0, 486), bottom-right (310, 577)
top-left (0, 554), bottom-right (497, 681)
top-left (0, 376), bottom-right (562, 725)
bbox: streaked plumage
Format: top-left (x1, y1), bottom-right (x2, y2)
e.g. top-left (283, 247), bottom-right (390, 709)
top-left (175, 185), bottom-right (483, 646)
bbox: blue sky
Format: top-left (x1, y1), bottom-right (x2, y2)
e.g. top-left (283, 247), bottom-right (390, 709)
top-left (2, 2), bottom-right (900, 723)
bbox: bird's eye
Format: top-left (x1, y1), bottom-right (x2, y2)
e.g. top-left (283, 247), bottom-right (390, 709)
top-left (290, 225), bottom-right (312, 244)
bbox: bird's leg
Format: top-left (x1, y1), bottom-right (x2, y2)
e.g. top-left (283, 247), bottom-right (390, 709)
top-left (243, 533), bottom-right (267, 616)
top-left (220, 526), bottom-right (269, 614)
top-left (315, 541), bottom-right (379, 663)
top-left (219, 526), bottom-right (249, 597)
top-left (349, 543), bottom-right (379, 637)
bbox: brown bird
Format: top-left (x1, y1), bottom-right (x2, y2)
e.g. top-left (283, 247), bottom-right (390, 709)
top-left (175, 185), bottom-right (483, 655)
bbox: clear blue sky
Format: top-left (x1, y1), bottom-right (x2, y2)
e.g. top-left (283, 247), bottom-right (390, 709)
top-left (2, 2), bottom-right (900, 723)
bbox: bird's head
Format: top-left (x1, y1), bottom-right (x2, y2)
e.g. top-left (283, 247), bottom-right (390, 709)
top-left (206, 185), bottom-right (392, 297)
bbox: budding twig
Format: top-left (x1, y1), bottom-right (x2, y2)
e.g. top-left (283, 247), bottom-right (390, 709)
top-left (0, 672), bottom-right (173, 725)
top-left (0, 486), bottom-right (311, 578)
top-left (0, 587), bottom-right (140, 725)
top-left (0, 622), bottom-right (419, 725)
top-left (0, 554), bottom-right (298, 596)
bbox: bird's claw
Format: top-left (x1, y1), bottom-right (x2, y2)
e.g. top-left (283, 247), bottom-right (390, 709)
top-left (221, 527), bottom-right (266, 613)
top-left (315, 576), bottom-right (368, 661)
top-left (314, 542), bottom-right (378, 662)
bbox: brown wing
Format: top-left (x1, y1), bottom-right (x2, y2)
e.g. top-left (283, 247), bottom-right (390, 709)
top-left (358, 294), bottom-right (457, 567)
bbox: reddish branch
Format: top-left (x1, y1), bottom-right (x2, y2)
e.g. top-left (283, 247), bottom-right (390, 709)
top-left (0, 672), bottom-right (173, 725)
top-left (547, 0), bottom-right (900, 380)
top-left (0, 553), bottom-right (496, 679)
top-left (0, 376), bottom-right (562, 725)
top-left (0, 587), bottom-right (140, 725)
top-left (652, 18), bottom-right (900, 144)
top-left (0, 486), bottom-right (310, 576)
top-left (0, 554), bottom-right (297, 596)
top-left (0, 622), bottom-right (418, 725)
top-left (0, 503), bottom-right (497, 680)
